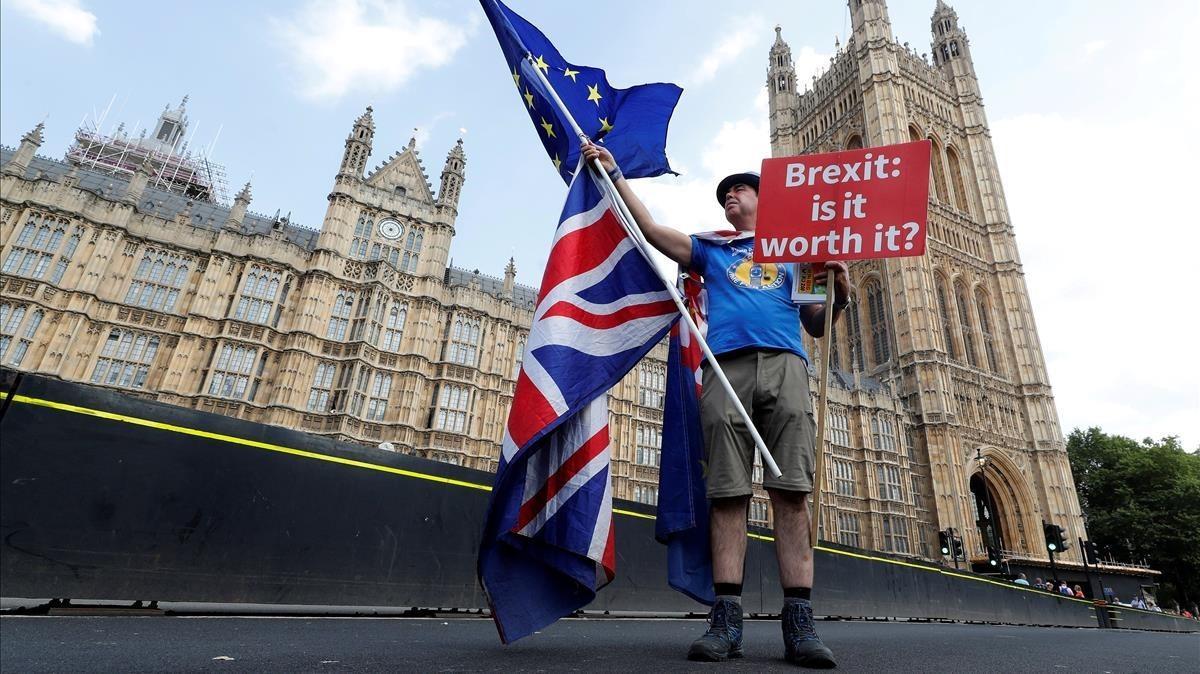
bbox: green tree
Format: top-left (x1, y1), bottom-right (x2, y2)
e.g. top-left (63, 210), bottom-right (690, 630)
top-left (1067, 428), bottom-right (1200, 612)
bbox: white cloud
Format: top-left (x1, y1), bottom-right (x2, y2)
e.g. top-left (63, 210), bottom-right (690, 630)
top-left (271, 0), bottom-right (473, 101)
top-left (8, 0), bottom-right (98, 46)
top-left (689, 16), bottom-right (767, 86)
top-left (791, 46), bottom-right (834, 87)
top-left (993, 113), bottom-right (1200, 447)
top-left (1082, 39), bottom-right (1107, 57)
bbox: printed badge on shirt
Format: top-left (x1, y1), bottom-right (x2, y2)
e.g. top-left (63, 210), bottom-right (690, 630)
top-left (726, 245), bottom-right (785, 291)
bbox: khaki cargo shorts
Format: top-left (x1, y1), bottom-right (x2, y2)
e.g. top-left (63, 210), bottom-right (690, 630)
top-left (700, 349), bottom-right (815, 499)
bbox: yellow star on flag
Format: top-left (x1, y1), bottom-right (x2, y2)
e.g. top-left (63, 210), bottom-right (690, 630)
top-left (552, 154), bottom-right (562, 171)
top-left (524, 88), bottom-right (535, 109)
top-left (533, 55), bottom-right (550, 74)
top-left (512, 66), bottom-right (520, 86)
top-left (563, 67), bottom-right (580, 82)
top-left (587, 84), bottom-right (603, 105)
top-left (540, 117), bottom-right (556, 139)
top-left (598, 117), bottom-right (614, 134)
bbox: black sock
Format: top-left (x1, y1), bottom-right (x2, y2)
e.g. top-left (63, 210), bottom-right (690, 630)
top-left (714, 582), bottom-right (743, 598)
top-left (784, 587), bottom-right (812, 600)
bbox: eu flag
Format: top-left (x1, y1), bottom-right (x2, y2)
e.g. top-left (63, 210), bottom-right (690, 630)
top-left (480, 0), bottom-right (682, 182)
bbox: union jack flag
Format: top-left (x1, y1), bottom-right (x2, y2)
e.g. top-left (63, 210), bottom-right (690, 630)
top-left (478, 165), bottom-right (677, 644)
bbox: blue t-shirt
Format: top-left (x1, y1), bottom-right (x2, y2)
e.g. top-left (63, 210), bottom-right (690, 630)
top-left (689, 234), bottom-right (808, 363)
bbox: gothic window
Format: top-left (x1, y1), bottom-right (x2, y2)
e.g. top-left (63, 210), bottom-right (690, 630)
top-left (908, 125), bottom-right (922, 142)
top-left (954, 282), bottom-right (978, 367)
top-left (91, 328), bottom-right (161, 389)
top-left (633, 483), bottom-right (659, 506)
top-left (837, 511), bottom-right (861, 547)
top-left (635, 424), bottom-right (662, 468)
top-left (929, 138), bottom-right (949, 203)
top-left (946, 146), bottom-right (971, 213)
top-left (326, 290), bottom-right (355, 341)
top-left (234, 265), bottom-right (283, 325)
top-left (400, 228), bottom-right (424, 273)
top-left (381, 303), bottom-right (407, 352)
top-left (864, 280), bottom-right (892, 368)
top-left (512, 337), bottom-right (526, 379)
top-left (846, 296), bottom-right (865, 370)
top-left (881, 515), bottom-right (910, 554)
top-left (308, 361), bottom-right (336, 411)
top-left (829, 410), bottom-right (850, 446)
top-left (351, 213), bottom-right (373, 259)
top-left (638, 362), bottom-right (666, 408)
top-left (125, 248), bottom-right (192, 313)
top-left (394, 185), bottom-right (408, 198)
top-left (349, 364), bottom-right (370, 416)
top-left (749, 500), bottom-right (769, 526)
top-left (846, 134), bottom-right (863, 150)
top-left (911, 474), bottom-right (925, 510)
top-left (2, 214), bottom-right (80, 284)
top-left (871, 415), bottom-right (897, 451)
top-left (0, 304), bottom-right (43, 367)
top-left (976, 289), bottom-right (1000, 373)
top-left (876, 464), bottom-right (903, 501)
top-left (950, 41), bottom-right (960, 57)
top-left (833, 459), bottom-right (856, 496)
top-left (435, 384), bottom-right (471, 432)
top-left (936, 274), bottom-right (957, 358)
top-left (447, 317), bottom-right (481, 365)
top-left (366, 372), bottom-right (392, 421)
top-left (208, 343), bottom-right (258, 400)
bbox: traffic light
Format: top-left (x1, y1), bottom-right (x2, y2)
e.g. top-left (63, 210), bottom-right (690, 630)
top-left (939, 530), bottom-right (952, 556)
top-left (1044, 523), bottom-right (1070, 553)
top-left (952, 536), bottom-right (965, 559)
top-left (1083, 540), bottom-right (1099, 565)
top-left (987, 546), bottom-right (1002, 568)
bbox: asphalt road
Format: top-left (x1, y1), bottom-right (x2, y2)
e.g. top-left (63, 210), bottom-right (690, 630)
top-left (2, 615), bottom-right (1197, 673)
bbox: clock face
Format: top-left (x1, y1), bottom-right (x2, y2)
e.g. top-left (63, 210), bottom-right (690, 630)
top-left (378, 219), bottom-right (403, 241)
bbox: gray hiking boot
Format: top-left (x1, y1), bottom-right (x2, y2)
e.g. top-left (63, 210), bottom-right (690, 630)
top-left (782, 599), bottom-right (836, 668)
top-left (687, 597), bottom-right (744, 661)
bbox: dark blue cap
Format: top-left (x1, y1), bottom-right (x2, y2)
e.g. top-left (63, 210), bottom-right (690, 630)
top-left (716, 171), bottom-right (760, 205)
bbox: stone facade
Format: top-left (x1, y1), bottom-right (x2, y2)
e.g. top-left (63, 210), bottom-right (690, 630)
top-left (769, 0), bottom-right (1087, 565)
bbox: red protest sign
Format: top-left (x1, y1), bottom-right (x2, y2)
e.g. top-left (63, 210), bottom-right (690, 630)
top-left (754, 140), bottom-right (930, 263)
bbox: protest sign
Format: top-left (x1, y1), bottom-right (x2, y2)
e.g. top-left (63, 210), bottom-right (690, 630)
top-left (755, 140), bottom-right (930, 263)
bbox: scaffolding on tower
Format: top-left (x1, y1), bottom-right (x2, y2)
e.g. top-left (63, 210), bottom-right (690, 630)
top-left (65, 115), bottom-right (230, 205)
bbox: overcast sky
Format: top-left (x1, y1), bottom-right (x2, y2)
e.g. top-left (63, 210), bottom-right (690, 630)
top-left (1, 0), bottom-right (1196, 448)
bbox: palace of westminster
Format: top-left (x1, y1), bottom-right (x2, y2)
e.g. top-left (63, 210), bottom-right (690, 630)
top-left (0, 1), bottom-right (1092, 570)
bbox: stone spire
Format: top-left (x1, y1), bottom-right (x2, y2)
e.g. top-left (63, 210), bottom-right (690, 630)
top-left (930, 0), bottom-right (977, 84)
top-left (339, 106), bottom-right (375, 179)
top-left (124, 158), bottom-right (155, 205)
top-left (850, 0), bottom-right (895, 45)
top-left (767, 26), bottom-right (799, 155)
top-left (436, 138), bottom-right (466, 215)
top-left (3, 122), bottom-right (45, 176)
top-left (503, 257), bottom-right (516, 297)
top-left (225, 180), bottom-right (253, 230)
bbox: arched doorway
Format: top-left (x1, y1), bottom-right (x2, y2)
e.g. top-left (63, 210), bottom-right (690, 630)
top-left (970, 447), bottom-right (1041, 556)
top-left (970, 472), bottom-right (1005, 552)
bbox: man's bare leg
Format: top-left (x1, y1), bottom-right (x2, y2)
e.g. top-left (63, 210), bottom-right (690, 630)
top-left (688, 495), bottom-right (750, 662)
top-left (767, 488), bottom-right (812, 588)
top-left (710, 495), bottom-right (751, 585)
top-left (768, 488), bottom-right (835, 667)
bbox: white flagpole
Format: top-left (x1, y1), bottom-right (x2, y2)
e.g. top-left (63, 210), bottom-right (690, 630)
top-left (524, 55), bottom-right (782, 479)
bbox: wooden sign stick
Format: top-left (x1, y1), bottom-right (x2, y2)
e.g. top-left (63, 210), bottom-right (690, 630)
top-left (809, 280), bottom-right (836, 549)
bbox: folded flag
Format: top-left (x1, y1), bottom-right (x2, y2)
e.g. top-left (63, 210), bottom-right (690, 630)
top-left (656, 230), bottom-right (751, 606)
top-left (480, 0), bottom-right (682, 183)
top-left (478, 165), bottom-right (678, 643)
top-left (656, 270), bottom-right (713, 606)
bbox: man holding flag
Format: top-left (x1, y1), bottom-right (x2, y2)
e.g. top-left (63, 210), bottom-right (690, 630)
top-left (582, 141), bottom-right (849, 668)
